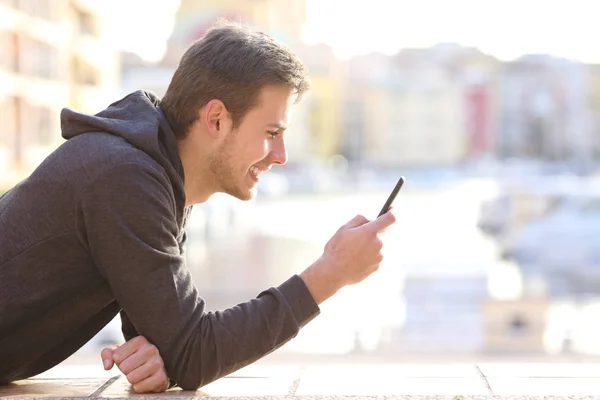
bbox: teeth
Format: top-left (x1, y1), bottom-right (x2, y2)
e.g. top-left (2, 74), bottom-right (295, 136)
top-left (250, 165), bottom-right (271, 177)
top-left (250, 166), bottom-right (261, 176)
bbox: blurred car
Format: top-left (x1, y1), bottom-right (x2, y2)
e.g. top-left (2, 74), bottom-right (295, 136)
top-left (477, 175), bottom-right (591, 247)
top-left (502, 193), bottom-right (600, 276)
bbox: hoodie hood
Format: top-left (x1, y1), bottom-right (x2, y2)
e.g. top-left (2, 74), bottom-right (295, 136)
top-left (60, 90), bottom-right (184, 183)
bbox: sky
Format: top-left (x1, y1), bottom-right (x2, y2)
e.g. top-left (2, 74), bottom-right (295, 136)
top-left (99, 0), bottom-right (181, 62)
top-left (302, 0), bottom-right (598, 62)
top-left (105, 0), bottom-right (598, 64)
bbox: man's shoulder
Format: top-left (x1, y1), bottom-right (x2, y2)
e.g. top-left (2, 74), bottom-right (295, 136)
top-left (60, 132), bottom-right (166, 179)
top-left (27, 132), bottom-right (174, 206)
top-left (64, 131), bottom-right (151, 162)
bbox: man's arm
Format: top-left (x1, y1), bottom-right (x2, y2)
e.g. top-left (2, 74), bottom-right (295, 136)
top-left (79, 163), bottom-right (320, 390)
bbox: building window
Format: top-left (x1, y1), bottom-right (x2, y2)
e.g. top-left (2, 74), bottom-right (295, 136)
top-left (72, 56), bottom-right (99, 85)
top-left (74, 7), bottom-right (97, 37)
top-left (21, 36), bottom-right (59, 79)
top-left (35, 41), bottom-right (59, 79)
top-left (0, 31), bottom-right (20, 73)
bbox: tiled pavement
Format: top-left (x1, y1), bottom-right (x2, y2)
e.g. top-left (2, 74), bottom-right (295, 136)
top-left (3, 362), bottom-right (600, 399)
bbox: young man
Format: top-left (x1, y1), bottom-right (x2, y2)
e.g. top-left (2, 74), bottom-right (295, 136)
top-left (0, 21), bottom-right (396, 392)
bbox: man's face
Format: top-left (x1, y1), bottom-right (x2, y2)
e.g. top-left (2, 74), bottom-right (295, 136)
top-left (210, 84), bottom-right (293, 201)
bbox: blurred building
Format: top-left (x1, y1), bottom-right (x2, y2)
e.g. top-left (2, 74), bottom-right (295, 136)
top-left (340, 52), bottom-right (396, 166)
top-left (451, 46), bottom-right (502, 160)
top-left (161, 0), bottom-right (307, 68)
top-left (495, 55), bottom-right (594, 165)
top-left (340, 44), bottom-right (500, 168)
top-left (290, 43), bottom-right (345, 164)
top-left (392, 59), bottom-right (466, 167)
top-left (0, 0), bottom-right (120, 185)
top-left (587, 64), bottom-right (600, 162)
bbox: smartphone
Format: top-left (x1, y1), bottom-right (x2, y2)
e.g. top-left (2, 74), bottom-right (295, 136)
top-left (377, 176), bottom-right (405, 217)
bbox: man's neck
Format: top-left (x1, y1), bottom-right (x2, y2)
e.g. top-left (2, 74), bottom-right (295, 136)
top-left (177, 139), bottom-right (218, 206)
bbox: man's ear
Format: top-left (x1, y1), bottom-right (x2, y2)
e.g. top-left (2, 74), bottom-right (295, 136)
top-left (201, 99), bottom-right (227, 138)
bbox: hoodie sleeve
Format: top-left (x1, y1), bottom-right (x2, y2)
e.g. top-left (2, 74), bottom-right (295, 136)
top-left (78, 161), bottom-right (320, 390)
top-left (120, 310), bottom-right (138, 342)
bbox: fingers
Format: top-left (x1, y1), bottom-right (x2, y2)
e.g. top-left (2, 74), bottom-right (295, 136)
top-left (118, 341), bottom-right (159, 374)
top-left (131, 370), bottom-right (170, 393)
top-left (112, 335), bottom-right (146, 365)
top-left (101, 346), bottom-right (117, 370)
top-left (364, 208), bottom-right (396, 233)
top-left (342, 214), bottom-right (369, 230)
top-left (126, 356), bottom-right (164, 389)
top-left (109, 336), bottom-right (169, 394)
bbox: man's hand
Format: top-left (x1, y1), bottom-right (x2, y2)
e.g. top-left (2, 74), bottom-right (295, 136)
top-left (300, 209), bottom-right (396, 304)
top-left (101, 336), bottom-right (170, 393)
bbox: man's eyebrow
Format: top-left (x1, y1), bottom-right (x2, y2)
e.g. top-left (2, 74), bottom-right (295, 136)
top-left (266, 123), bottom-right (288, 130)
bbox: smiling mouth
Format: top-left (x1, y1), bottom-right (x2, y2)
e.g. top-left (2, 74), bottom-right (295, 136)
top-left (250, 166), bottom-right (271, 179)
top-left (250, 166), bottom-right (265, 179)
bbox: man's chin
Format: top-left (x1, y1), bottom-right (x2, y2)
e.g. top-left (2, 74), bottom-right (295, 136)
top-left (224, 186), bottom-right (256, 201)
top-left (236, 191), bottom-right (255, 201)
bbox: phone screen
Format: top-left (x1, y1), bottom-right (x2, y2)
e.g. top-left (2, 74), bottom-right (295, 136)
top-left (377, 176), bottom-right (405, 217)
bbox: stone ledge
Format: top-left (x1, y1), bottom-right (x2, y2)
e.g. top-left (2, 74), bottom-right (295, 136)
top-left (3, 363), bottom-right (600, 399)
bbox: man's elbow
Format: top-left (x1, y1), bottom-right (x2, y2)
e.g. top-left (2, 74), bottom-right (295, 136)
top-left (170, 372), bottom-right (202, 391)
top-left (176, 380), bottom-right (202, 391)
top-left (170, 369), bottom-right (217, 391)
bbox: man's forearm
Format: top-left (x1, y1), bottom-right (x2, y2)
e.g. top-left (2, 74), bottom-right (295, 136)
top-left (165, 275), bottom-right (319, 390)
top-left (299, 258), bottom-right (344, 304)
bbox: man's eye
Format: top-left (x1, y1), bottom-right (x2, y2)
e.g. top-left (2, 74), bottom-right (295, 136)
top-left (267, 130), bottom-right (279, 139)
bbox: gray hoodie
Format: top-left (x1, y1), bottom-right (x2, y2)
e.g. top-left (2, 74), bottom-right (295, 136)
top-left (0, 90), bottom-right (320, 389)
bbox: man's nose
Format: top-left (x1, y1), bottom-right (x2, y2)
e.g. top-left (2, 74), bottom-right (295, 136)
top-left (268, 139), bottom-right (288, 166)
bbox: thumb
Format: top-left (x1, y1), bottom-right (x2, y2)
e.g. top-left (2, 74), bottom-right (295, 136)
top-left (100, 347), bottom-right (116, 370)
top-left (364, 208), bottom-right (396, 233)
top-left (342, 214), bottom-right (369, 230)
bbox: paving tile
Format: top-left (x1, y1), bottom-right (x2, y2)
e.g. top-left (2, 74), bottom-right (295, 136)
top-left (489, 377), bottom-right (600, 395)
top-left (297, 370), bottom-right (488, 396)
top-left (0, 378), bottom-right (109, 398)
top-left (301, 364), bottom-right (480, 379)
top-left (294, 364), bottom-right (488, 396)
top-left (479, 363), bottom-right (600, 377)
top-left (32, 365), bottom-right (119, 380)
top-left (98, 375), bottom-right (293, 397)
top-left (226, 364), bottom-right (300, 378)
